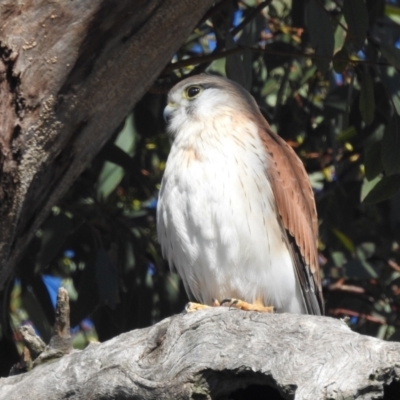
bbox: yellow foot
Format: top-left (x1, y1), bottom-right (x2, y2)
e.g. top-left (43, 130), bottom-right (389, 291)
top-left (185, 298), bottom-right (220, 313)
top-left (220, 298), bottom-right (274, 313)
top-left (185, 302), bottom-right (211, 313)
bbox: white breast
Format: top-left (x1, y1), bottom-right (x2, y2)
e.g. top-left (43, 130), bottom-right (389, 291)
top-left (157, 115), bottom-right (305, 313)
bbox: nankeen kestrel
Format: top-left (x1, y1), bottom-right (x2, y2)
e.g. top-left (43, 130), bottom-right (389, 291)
top-left (157, 75), bottom-right (324, 315)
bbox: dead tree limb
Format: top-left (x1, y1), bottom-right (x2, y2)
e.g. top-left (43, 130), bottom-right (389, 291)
top-left (10, 287), bottom-right (71, 374)
top-left (0, 0), bottom-right (218, 288)
top-left (0, 309), bottom-right (399, 399)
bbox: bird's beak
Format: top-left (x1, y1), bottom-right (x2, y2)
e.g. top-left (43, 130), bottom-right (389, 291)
top-left (163, 102), bottom-right (176, 123)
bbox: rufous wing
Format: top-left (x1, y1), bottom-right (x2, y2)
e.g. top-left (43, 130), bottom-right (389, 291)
top-left (258, 119), bottom-right (324, 315)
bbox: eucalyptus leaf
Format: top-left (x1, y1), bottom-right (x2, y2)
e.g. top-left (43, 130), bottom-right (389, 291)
top-left (380, 43), bottom-right (400, 70)
top-left (334, 15), bottom-right (347, 52)
top-left (305, 0), bottom-right (334, 74)
top-left (332, 228), bottom-right (355, 253)
top-left (359, 70), bottom-right (375, 125)
top-left (331, 251), bottom-right (346, 267)
top-left (356, 242), bottom-right (376, 261)
top-left (299, 65), bottom-right (317, 86)
top-left (382, 114), bottom-right (400, 176)
top-left (364, 141), bottom-right (383, 181)
top-left (362, 174), bottom-right (400, 204)
top-left (115, 114), bottom-right (136, 156)
top-left (97, 114), bottom-right (137, 199)
top-left (379, 66), bottom-right (400, 115)
top-left (342, 0), bottom-right (368, 52)
top-left (309, 171), bottom-right (325, 190)
top-left (360, 175), bottom-right (381, 201)
top-left (333, 48), bottom-right (348, 73)
top-left (97, 161), bottom-right (124, 199)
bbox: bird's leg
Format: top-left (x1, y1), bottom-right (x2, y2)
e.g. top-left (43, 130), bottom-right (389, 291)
top-left (220, 298), bottom-right (274, 313)
top-left (185, 298), bottom-right (220, 313)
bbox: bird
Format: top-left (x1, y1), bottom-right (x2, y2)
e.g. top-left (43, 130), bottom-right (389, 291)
top-left (157, 74), bottom-right (324, 315)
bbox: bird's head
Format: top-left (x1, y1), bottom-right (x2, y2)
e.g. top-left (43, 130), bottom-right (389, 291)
top-left (164, 75), bottom-right (260, 136)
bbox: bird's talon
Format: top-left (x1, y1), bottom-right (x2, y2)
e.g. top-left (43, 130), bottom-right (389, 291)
top-left (220, 298), bottom-right (274, 312)
top-left (211, 298), bottom-right (220, 306)
top-left (221, 298), bottom-right (239, 309)
top-left (184, 302), bottom-right (211, 313)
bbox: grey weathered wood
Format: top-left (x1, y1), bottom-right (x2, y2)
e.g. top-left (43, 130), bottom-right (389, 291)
top-left (0, 0), bottom-right (218, 288)
top-left (11, 288), bottom-right (75, 375)
top-left (1, 309), bottom-right (399, 399)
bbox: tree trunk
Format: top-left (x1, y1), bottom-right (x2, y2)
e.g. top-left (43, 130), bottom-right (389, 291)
top-left (0, 309), bottom-right (399, 399)
top-left (0, 0), bottom-right (217, 288)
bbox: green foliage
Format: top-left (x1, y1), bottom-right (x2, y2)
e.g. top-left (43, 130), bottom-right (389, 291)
top-left (3, 0), bottom-right (400, 374)
top-left (363, 175), bottom-right (400, 204)
top-left (342, 0), bottom-right (368, 52)
top-left (305, 0), bottom-right (334, 73)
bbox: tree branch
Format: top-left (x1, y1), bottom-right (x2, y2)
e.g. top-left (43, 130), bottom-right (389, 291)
top-left (33, 287), bottom-right (72, 367)
top-left (0, 0), bottom-right (219, 288)
top-left (1, 309), bottom-right (399, 399)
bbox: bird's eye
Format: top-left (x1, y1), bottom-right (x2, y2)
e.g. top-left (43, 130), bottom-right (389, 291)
top-left (185, 85), bottom-right (202, 99)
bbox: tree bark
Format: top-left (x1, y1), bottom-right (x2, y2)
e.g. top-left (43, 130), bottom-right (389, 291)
top-left (0, 0), bottom-right (218, 288)
top-left (0, 309), bottom-right (399, 400)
